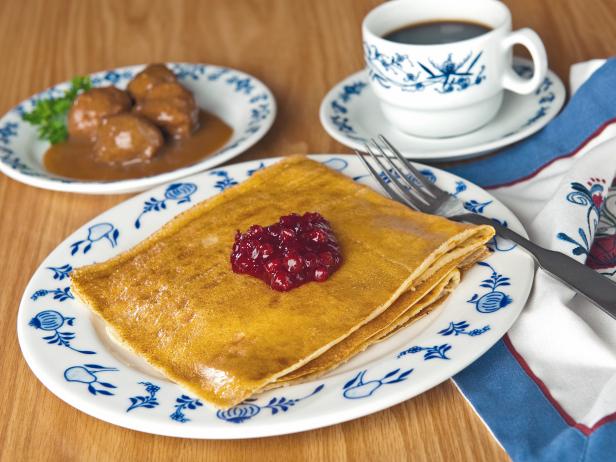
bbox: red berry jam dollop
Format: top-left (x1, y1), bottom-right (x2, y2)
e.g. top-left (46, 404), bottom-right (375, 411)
top-left (230, 212), bottom-right (342, 291)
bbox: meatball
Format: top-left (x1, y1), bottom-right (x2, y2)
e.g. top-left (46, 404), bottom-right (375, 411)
top-left (135, 82), bottom-right (199, 139)
top-left (93, 114), bottom-right (163, 165)
top-left (68, 87), bottom-right (132, 142)
top-left (127, 63), bottom-right (178, 101)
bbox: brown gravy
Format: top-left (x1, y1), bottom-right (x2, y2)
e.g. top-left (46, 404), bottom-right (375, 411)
top-left (44, 111), bottom-right (233, 181)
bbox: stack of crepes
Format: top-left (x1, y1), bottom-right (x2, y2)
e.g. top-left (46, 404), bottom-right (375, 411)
top-left (70, 156), bottom-right (495, 409)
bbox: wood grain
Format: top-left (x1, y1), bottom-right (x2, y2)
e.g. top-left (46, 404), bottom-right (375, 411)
top-left (1, 1), bottom-right (614, 461)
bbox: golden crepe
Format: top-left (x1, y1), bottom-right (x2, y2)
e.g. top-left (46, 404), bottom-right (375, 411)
top-left (273, 246), bottom-right (488, 387)
top-left (270, 265), bottom-right (462, 388)
top-left (70, 155), bottom-right (494, 409)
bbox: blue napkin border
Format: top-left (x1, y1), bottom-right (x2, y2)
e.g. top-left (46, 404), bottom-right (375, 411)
top-left (447, 58), bottom-right (616, 190)
top-left (446, 58), bottom-right (616, 462)
top-left (454, 339), bottom-right (616, 462)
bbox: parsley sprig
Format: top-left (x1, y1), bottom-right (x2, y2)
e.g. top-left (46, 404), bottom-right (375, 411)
top-left (22, 76), bottom-right (92, 144)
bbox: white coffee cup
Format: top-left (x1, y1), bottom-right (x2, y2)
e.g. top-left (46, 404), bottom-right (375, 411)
top-left (362, 0), bottom-right (548, 138)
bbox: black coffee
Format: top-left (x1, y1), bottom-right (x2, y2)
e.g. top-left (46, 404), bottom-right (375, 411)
top-left (383, 20), bottom-right (491, 45)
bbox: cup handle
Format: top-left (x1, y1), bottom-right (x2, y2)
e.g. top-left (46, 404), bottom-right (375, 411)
top-left (501, 28), bottom-right (548, 94)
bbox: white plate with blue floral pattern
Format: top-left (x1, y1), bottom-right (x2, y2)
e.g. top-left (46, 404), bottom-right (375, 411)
top-left (321, 58), bottom-right (565, 161)
top-left (0, 63), bottom-right (275, 194)
top-left (17, 154), bottom-right (534, 438)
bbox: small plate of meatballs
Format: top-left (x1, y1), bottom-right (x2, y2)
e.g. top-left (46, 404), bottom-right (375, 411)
top-left (0, 63), bottom-right (276, 194)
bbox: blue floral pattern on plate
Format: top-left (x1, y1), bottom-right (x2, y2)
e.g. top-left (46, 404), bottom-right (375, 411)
top-left (64, 364), bottom-right (118, 395)
top-left (31, 286), bottom-right (73, 302)
top-left (134, 182), bottom-right (197, 229)
top-left (170, 395), bottom-right (203, 423)
top-left (70, 223), bottom-right (119, 255)
top-left (487, 219), bottom-right (517, 252)
top-left (210, 170), bottom-right (239, 191)
top-left (463, 199), bottom-right (493, 214)
top-left (343, 368), bottom-right (413, 399)
top-left (127, 382), bottom-right (161, 412)
top-left (46, 264), bottom-right (72, 280)
top-left (18, 154), bottom-right (533, 438)
top-left (29, 310), bottom-right (95, 354)
top-left (217, 384), bottom-right (325, 424)
top-left (467, 262), bottom-right (513, 313)
top-left (438, 321), bottom-right (490, 337)
top-left (397, 344), bottom-right (452, 361)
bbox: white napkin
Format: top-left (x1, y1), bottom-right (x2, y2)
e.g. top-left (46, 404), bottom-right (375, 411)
top-left (489, 59), bottom-right (616, 428)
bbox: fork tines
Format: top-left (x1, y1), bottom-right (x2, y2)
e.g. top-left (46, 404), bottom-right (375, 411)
top-left (354, 135), bottom-right (447, 213)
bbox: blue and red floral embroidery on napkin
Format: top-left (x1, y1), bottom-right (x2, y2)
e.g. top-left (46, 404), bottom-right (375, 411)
top-left (588, 179), bottom-right (616, 275)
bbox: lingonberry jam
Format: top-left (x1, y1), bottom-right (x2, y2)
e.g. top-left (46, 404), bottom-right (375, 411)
top-left (230, 212), bottom-right (342, 291)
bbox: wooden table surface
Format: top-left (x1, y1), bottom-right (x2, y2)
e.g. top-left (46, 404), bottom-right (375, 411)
top-left (1, 1), bottom-right (615, 460)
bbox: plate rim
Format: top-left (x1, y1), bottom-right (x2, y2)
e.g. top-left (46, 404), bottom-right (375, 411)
top-left (0, 62), bottom-right (277, 194)
top-left (16, 154), bottom-right (535, 438)
top-left (320, 58), bottom-right (565, 161)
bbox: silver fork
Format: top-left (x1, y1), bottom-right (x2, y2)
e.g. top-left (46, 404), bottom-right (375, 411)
top-left (356, 135), bottom-right (616, 319)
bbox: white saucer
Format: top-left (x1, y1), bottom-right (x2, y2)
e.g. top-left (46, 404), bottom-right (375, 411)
top-left (320, 58), bottom-right (565, 162)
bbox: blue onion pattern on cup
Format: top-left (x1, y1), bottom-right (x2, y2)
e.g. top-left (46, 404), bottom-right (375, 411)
top-left (134, 182), bottom-right (197, 229)
top-left (467, 261), bottom-right (512, 313)
top-left (342, 368), bottom-right (413, 399)
top-left (64, 364), bottom-right (118, 395)
top-left (29, 310), bottom-right (96, 354)
top-left (216, 384), bottom-right (325, 424)
top-left (70, 223), bottom-right (119, 255)
top-left (364, 43), bottom-right (486, 94)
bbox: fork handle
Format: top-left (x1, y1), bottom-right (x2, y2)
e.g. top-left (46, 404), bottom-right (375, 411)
top-left (455, 213), bottom-right (616, 318)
